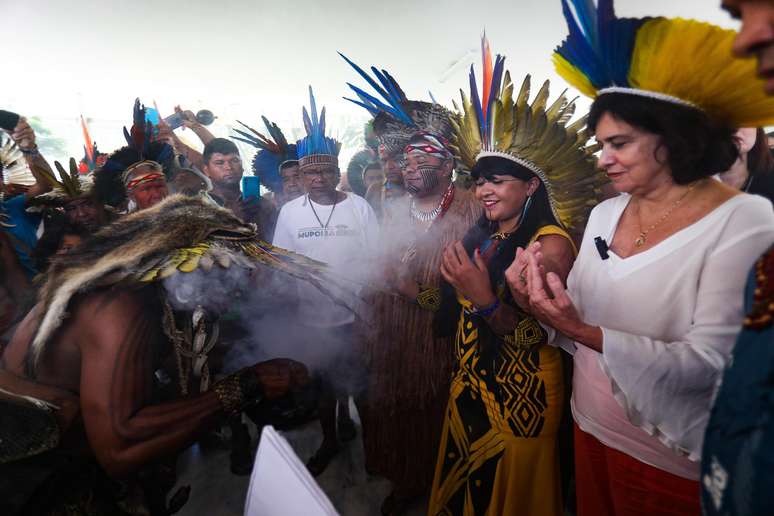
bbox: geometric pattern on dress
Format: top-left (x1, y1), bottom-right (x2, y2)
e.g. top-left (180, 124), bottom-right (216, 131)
top-left (430, 310), bottom-right (547, 515)
top-left (498, 318), bottom-right (548, 437)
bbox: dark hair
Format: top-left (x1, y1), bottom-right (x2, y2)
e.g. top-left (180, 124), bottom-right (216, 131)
top-left (361, 161), bottom-right (382, 179)
top-left (471, 155), bottom-right (559, 233)
top-left (747, 128), bottom-right (774, 179)
top-left (279, 160), bottom-right (299, 172)
top-left (434, 190), bottom-right (558, 349)
top-left (588, 93), bottom-right (739, 184)
top-left (203, 138), bottom-right (240, 164)
top-left (471, 156), bottom-right (533, 181)
top-left (32, 212), bottom-right (86, 272)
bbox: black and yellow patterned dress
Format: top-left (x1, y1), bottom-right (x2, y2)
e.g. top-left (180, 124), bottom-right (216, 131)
top-left (428, 225), bottom-right (569, 516)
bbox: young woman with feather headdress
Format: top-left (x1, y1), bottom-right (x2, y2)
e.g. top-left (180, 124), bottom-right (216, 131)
top-left (426, 37), bottom-right (606, 516)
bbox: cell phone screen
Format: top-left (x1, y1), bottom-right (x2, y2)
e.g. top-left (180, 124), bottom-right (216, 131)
top-left (242, 176), bottom-right (260, 199)
top-left (0, 110), bottom-right (20, 132)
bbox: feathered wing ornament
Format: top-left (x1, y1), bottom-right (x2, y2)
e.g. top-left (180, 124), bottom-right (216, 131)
top-left (232, 117), bottom-right (297, 193)
top-left (0, 136), bottom-right (34, 186)
top-left (452, 36), bottom-right (607, 233)
top-left (26, 195), bottom-right (364, 376)
top-left (553, 0), bottom-right (774, 126)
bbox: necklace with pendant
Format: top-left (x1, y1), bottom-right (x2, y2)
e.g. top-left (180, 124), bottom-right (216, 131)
top-left (308, 194), bottom-right (339, 229)
top-left (634, 181), bottom-right (700, 248)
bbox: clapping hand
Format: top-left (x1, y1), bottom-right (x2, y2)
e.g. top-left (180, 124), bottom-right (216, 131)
top-left (505, 241), bottom-right (543, 312)
top-left (525, 252), bottom-right (602, 351)
top-left (440, 241), bottom-right (496, 308)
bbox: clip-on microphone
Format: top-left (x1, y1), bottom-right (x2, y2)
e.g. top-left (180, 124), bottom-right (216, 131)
top-left (594, 237), bottom-right (610, 260)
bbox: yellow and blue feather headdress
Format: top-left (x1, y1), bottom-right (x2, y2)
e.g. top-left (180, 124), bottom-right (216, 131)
top-left (554, 0), bottom-right (774, 127)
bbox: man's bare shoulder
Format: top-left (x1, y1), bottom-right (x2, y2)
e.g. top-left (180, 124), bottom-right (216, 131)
top-left (2, 286), bottom-right (158, 381)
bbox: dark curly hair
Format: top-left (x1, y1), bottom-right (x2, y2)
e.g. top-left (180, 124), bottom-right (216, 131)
top-left (588, 93), bottom-right (739, 185)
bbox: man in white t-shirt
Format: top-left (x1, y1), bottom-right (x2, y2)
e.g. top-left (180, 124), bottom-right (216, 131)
top-left (273, 89), bottom-right (379, 475)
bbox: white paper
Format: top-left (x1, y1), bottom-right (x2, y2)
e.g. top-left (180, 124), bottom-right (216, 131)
top-left (244, 425), bottom-right (339, 516)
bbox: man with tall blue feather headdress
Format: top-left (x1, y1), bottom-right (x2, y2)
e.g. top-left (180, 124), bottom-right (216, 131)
top-left (340, 54), bottom-right (482, 514)
top-left (272, 87), bottom-right (380, 477)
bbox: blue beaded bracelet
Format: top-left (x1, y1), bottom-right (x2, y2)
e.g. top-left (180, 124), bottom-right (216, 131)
top-left (471, 299), bottom-right (500, 318)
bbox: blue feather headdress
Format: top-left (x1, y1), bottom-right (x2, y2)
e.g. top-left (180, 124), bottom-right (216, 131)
top-left (553, 0), bottom-right (647, 94)
top-left (340, 53), bottom-right (454, 158)
top-left (296, 86), bottom-right (340, 170)
top-left (232, 117), bottom-right (297, 193)
top-left (94, 98), bottom-right (174, 208)
top-left (102, 98), bottom-right (174, 177)
top-left (339, 52), bottom-right (415, 128)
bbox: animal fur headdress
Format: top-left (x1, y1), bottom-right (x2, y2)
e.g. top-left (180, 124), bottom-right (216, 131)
top-left (27, 195), bottom-right (345, 376)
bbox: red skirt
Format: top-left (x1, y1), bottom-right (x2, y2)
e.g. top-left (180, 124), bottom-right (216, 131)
top-left (574, 424), bottom-right (700, 516)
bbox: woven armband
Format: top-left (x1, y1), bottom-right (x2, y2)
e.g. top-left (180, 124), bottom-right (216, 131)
top-left (416, 284), bottom-right (442, 312)
top-left (212, 368), bottom-right (263, 417)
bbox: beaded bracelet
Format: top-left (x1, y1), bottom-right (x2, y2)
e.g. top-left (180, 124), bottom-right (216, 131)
top-left (468, 299), bottom-right (500, 318)
top-left (212, 368), bottom-right (263, 417)
top-left (20, 145), bottom-right (39, 156)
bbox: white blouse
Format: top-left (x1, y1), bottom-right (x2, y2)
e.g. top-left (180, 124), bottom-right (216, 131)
top-left (564, 193), bottom-right (774, 477)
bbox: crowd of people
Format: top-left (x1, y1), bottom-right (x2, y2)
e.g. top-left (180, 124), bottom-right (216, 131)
top-left (1, 0), bottom-right (774, 515)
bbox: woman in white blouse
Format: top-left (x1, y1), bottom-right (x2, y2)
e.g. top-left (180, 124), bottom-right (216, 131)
top-left (510, 91), bottom-right (774, 516)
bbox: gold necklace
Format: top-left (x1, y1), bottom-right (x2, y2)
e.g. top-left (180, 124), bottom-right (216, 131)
top-left (634, 181), bottom-right (700, 248)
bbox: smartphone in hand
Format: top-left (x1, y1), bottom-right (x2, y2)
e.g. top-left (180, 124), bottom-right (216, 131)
top-left (0, 110), bottom-right (20, 132)
top-left (242, 176), bottom-right (260, 199)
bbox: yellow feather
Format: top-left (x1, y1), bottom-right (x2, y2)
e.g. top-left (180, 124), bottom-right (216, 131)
top-left (631, 18), bottom-right (774, 127)
top-left (552, 54), bottom-right (598, 98)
